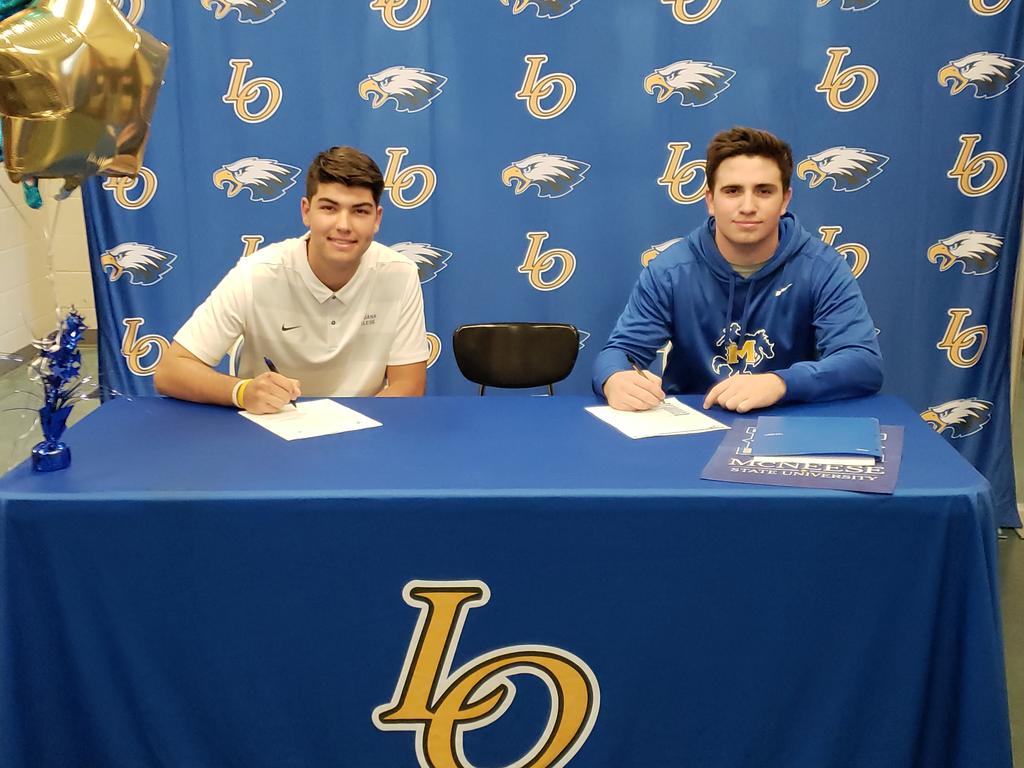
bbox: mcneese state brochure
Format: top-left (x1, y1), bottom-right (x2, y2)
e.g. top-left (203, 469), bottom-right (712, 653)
top-left (702, 420), bottom-right (903, 494)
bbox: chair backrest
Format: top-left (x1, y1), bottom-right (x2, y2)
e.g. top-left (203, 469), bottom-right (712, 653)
top-left (452, 323), bottom-right (580, 394)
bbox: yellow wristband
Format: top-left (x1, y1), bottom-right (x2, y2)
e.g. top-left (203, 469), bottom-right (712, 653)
top-left (233, 378), bottom-right (252, 409)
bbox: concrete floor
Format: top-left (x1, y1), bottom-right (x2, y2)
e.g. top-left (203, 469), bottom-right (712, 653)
top-left (1, 346), bottom-right (1023, 762)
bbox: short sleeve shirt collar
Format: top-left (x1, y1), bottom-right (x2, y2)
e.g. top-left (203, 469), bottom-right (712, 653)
top-left (294, 233), bottom-right (380, 305)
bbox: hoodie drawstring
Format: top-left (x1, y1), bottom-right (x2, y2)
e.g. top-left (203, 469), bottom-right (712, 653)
top-left (724, 275), bottom-right (736, 334)
top-left (739, 276), bottom-right (754, 333)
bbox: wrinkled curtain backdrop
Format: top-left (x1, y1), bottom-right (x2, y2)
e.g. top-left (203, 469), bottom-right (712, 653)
top-left (84, 0), bottom-right (1024, 526)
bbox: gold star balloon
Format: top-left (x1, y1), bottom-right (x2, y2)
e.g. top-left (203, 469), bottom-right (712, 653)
top-left (0, 0), bottom-right (169, 193)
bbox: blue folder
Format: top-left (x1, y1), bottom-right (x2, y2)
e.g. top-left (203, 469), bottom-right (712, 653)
top-left (750, 416), bottom-right (883, 459)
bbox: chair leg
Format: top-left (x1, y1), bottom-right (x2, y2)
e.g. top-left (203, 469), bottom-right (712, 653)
top-left (479, 384), bottom-right (486, 396)
top-left (547, 384), bottom-right (554, 396)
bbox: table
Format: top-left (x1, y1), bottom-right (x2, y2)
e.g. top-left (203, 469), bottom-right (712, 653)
top-left (0, 395), bottom-right (1011, 768)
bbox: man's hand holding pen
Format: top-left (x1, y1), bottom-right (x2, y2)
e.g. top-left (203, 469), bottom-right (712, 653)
top-left (241, 372), bottom-right (301, 414)
top-left (236, 359), bottom-right (301, 414)
top-left (603, 355), bottom-right (666, 411)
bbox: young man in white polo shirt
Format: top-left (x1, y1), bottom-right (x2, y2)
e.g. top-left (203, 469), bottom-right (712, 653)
top-left (154, 146), bottom-right (428, 413)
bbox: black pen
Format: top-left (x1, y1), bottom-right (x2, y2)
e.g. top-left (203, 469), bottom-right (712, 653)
top-left (625, 353), bottom-right (653, 382)
top-left (626, 354), bottom-right (664, 403)
top-left (263, 356), bottom-right (298, 409)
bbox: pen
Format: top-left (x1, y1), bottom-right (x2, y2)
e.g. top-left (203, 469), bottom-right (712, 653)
top-left (625, 353), bottom-right (653, 382)
top-left (626, 353), bottom-right (665, 403)
top-left (263, 356), bottom-right (298, 409)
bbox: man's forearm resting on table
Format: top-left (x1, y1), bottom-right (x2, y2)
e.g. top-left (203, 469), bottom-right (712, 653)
top-left (155, 344), bottom-right (302, 413)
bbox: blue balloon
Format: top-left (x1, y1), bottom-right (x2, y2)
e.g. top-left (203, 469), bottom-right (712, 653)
top-left (21, 178), bottom-right (41, 208)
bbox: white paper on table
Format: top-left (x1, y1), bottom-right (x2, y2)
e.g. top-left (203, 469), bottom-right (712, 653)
top-left (239, 398), bottom-right (382, 440)
top-left (586, 397), bottom-right (729, 439)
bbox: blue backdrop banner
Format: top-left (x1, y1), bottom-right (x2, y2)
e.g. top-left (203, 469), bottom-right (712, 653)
top-left (84, 0), bottom-right (1024, 526)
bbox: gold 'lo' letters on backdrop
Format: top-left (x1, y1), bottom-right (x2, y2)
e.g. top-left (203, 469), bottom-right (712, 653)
top-left (369, 0), bottom-right (431, 30)
top-left (103, 167), bottom-right (158, 210)
top-left (518, 232), bottom-right (576, 291)
top-left (819, 226), bottom-right (870, 277)
top-left (938, 308), bottom-right (988, 368)
top-left (516, 55), bottom-right (576, 119)
top-left (121, 318), bottom-right (169, 376)
top-left (815, 47), bottom-right (878, 112)
top-left (947, 134), bottom-right (1006, 197)
top-left (661, 0), bottom-right (722, 24)
top-left (222, 59), bottom-right (283, 123)
top-left (384, 148), bottom-right (437, 209)
top-left (658, 142), bottom-right (707, 204)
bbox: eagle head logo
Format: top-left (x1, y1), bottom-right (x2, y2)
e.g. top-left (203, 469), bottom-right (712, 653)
top-left (927, 231), bottom-right (1002, 275)
top-left (499, 0), bottom-right (581, 19)
top-left (359, 66), bottom-right (448, 113)
top-left (101, 242), bottom-right (177, 286)
top-left (641, 237), bottom-right (683, 267)
top-left (920, 398), bottom-right (992, 438)
top-left (938, 52), bottom-right (1024, 99)
top-left (796, 147), bottom-right (888, 192)
top-left (501, 154), bottom-right (590, 199)
top-left (817, 0), bottom-right (881, 10)
top-left (200, 0), bottom-right (286, 23)
top-left (644, 60), bottom-right (736, 106)
top-left (212, 157), bottom-right (301, 202)
top-left (388, 242), bottom-right (453, 284)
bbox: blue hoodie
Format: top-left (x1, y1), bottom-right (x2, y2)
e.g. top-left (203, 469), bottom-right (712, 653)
top-left (593, 213), bottom-right (883, 402)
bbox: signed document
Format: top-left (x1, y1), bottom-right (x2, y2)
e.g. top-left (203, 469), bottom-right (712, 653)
top-left (587, 397), bottom-right (729, 439)
top-left (240, 399), bottom-right (382, 441)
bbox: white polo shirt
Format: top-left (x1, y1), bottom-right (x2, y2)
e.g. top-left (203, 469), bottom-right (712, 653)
top-left (174, 234), bottom-right (428, 396)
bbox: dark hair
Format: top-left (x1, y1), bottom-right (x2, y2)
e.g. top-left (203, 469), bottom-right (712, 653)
top-left (305, 146), bottom-right (385, 204)
top-left (706, 127), bottom-right (793, 193)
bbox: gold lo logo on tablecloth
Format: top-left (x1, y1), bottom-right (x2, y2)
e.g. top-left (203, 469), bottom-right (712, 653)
top-left (374, 581), bottom-right (599, 768)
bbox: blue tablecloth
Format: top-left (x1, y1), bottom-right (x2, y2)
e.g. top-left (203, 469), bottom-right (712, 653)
top-left (0, 395), bottom-right (1010, 767)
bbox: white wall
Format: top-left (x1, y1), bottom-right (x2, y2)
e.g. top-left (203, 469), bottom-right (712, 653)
top-left (0, 177), bottom-right (93, 356)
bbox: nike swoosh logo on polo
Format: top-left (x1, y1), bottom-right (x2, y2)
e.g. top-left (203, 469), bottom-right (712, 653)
top-left (774, 283), bottom-right (793, 297)
top-left (281, 324), bottom-right (301, 331)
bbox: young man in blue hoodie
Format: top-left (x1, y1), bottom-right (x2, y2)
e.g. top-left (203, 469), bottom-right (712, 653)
top-left (593, 126), bottom-right (883, 413)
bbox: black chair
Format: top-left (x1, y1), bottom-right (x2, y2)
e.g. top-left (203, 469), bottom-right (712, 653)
top-left (452, 323), bottom-right (580, 395)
